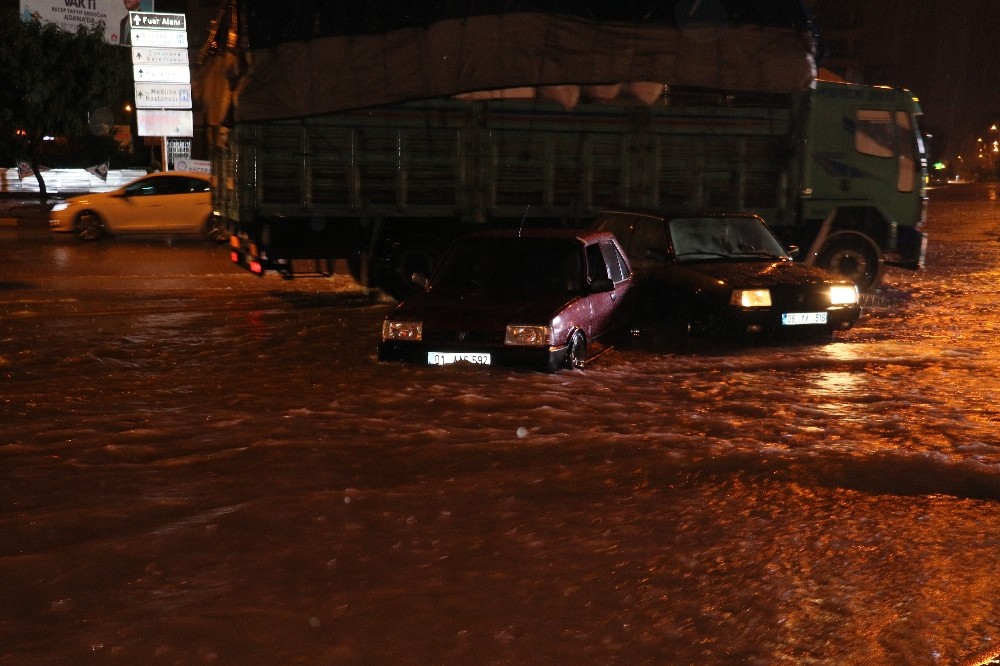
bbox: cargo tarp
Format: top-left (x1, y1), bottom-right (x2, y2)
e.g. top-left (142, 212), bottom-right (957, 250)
top-left (202, 6), bottom-right (816, 124)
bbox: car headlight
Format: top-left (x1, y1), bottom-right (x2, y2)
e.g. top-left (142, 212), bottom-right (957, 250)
top-left (50, 202), bottom-right (70, 212)
top-left (505, 324), bottom-right (551, 347)
top-left (382, 320), bottom-right (422, 342)
top-left (731, 289), bottom-right (772, 308)
top-left (829, 284), bottom-right (859, 305)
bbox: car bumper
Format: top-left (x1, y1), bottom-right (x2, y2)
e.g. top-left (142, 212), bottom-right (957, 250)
top-left (378, 341), bottom-right (571, 372)
top-left (48, 215), bottom-right (73, 232)
top-left (725, 304), bottom-right (861, 336)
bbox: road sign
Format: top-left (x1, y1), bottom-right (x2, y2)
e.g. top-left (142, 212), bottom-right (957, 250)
top-left (132, 48), bottom-right (189, 66)
top-left (129, 10), bottom-right (192, 149)
top-left (137, 110), bottom-right (193, 137)
top-left (130, 29), bottom-right (188, 48)
top-left (134, 83), bottom-right (192, 109)
top-left (133, 64), bottom-right (191, 83)
top-left (129, 12), bottom-right (187, 31)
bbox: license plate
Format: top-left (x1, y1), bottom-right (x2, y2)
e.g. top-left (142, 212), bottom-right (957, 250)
top-left (782, 312), bottom-right (828, 326)
top-left (427, 352), bottom-right (492, 366)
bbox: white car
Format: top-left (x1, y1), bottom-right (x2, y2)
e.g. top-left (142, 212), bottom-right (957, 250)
top-left (49, 171), bottom-right (226, 242)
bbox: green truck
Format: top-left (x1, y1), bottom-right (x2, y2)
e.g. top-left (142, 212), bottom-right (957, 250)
top-left (204, 3), bottom-right (926, 295)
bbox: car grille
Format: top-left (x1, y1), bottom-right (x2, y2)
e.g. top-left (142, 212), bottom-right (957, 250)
top-left (770, 286), bottom-right (832, 311)
top-left (422, 329), bottom-right (505, 346)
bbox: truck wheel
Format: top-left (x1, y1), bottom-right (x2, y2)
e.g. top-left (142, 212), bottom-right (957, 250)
top-left (205, 215), bottom-right (228, 243)
top-left (378, 237), bottom-right (445, 300)
top-left (815, 232), bottom-right (883, 291)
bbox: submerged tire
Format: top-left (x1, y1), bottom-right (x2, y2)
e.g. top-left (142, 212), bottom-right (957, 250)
top-left (815, 232), bottom-right (883, 292)
top-left (564, 330), bottom-right (587, 370)
top-left (75, 211), bottom-right (105, 241)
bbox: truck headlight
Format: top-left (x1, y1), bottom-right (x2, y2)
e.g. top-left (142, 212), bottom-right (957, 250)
top-left (731, 289), bottom-right (772, 308)
top-left (505, 324), bottom-right (550, 346)
top-left (382, 320), bottom-right (422, 342)
top-left (829, 285), bottom-right (859, 305)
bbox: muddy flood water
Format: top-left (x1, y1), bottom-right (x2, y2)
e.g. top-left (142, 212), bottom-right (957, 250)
top-left (3, 183), bottom-right (1000, 665)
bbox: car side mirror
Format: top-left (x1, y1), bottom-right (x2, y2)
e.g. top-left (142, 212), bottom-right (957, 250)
top-left (589, 278), bottom-right (614, 293)
top-left (785, 245), bottom-right (800, 259)
top-left (411, 272), bottom-right (429, 289)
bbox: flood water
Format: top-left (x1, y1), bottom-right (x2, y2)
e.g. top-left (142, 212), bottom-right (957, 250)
top-left (2, 184), bottom-right (1000, 665)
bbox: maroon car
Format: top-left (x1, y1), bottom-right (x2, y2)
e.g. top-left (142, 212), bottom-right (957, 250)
top-left (378, 229), bottom-right (634, 371)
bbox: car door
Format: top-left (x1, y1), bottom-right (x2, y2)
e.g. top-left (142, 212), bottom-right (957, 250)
top-left (120, 176), bottom-right (207, 232)
top-left (596, 214), bottom-right (669, 325)
top-left (140, 176), bottom-right (200, 232)
top-left (117, 176), bottom-right (166, 231)
top-left (599, 239), bottom-right (634, 337)
top-left (166, 176), bottom-right (212, 233)
top-left (582, 240), bottom-right (633, 343)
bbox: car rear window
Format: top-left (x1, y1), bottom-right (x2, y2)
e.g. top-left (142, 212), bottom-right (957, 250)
top-left (434, 238), bottom-right (583, 292)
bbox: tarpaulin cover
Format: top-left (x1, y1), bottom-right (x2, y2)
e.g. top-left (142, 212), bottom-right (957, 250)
top-left (241, 0), bottom-right (815, 45)
top-left (201, 0), bottom-right (816, 124)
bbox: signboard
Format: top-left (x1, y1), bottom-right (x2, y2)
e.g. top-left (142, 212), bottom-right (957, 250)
top-left (129, 12), bottom-right (186, 30)
top-left (132, 48), bottom-right (190, 66)
top-left (18, 0), bottom-right (152, 46)
top-left (137, 110), bottom-right (193, 137)
top-left (133, 64), bottom-right (191, 83)
top-left (134, 83), bottom-right (192, 109)
top-left (130, 29), bottom-right (188, 48)
top-left (174, 159), bottom-right (211, 174)
top-left (130, 11), bottom-right (192, 142)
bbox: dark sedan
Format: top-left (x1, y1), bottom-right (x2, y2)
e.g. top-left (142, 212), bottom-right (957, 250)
top-left (593, 210), bottom-right (861, 338)
top-left (378, 229), bottom-right (634, 371)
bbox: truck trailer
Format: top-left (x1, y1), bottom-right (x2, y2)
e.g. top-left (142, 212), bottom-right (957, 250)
top-left (201, 1), bottom-right (926, 295)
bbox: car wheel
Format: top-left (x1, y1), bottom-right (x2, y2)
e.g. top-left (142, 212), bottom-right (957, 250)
top-left (75, 211), bottom-right (105, 241)
top-left (816, 232), bottom-right (883, 292)
top-left (564, 330), bottom-right (587, 370)
top-left (205, 215), bottom-right (228, 243)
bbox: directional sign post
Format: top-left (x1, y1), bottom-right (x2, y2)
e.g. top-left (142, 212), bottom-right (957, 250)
top-left (134, 83), bottom-right (192, 109)
top-left (133, 64), bottom-right (191, 83)
top-left (130, 11), bottom-right (192, 169)
top-left (130, 29), bottom-right (189, 48)
top-left (132, 48), bottom-right (190, 66)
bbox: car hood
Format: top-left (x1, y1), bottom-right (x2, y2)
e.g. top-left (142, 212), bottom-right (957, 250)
top-left (391, 288), bottom-right (578, 327)
top-left (676, 259), bottom-right (849, 288)
top-left (63, 190), bottom-right (116, 206)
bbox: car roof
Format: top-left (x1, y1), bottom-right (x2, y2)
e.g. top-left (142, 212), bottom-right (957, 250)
top-left (461, 228), bottom-right (619, 244)
top-left (132, 171), bottom-right (210, 181)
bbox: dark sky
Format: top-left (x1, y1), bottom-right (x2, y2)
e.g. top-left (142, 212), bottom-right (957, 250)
top-left (839, 0), bottom-right (1000, 159)
top-left (2, 0), bottom-right (994, 161)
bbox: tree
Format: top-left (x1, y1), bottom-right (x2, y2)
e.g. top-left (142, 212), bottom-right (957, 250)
top-left (0, 11), bottom-right (124, 201)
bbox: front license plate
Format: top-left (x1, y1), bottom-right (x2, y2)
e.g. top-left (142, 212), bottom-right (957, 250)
top-left (782, 312), bottom-right (828, 326)
top-left (427, 352), bottom-right (492, 366)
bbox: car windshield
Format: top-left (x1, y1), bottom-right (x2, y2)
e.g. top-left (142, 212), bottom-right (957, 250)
top-left (432, 238), bottom-right (583, 292)
top-left (668, 217), bottom-right (788, 260)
